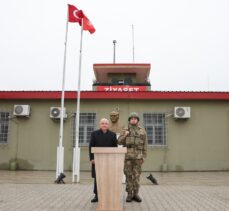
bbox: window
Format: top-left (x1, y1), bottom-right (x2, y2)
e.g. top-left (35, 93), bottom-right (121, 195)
top-left (118, 80), bottom-right (124, 85)
top-left (124, 77), bottom-right (133, 85)
top-left (72, 113), bottom-right (96, 146)
top-left (143, 113), bottom-right (167, 146)
top-left (0, 112), bottom-right (10, 144)
top-left (111, 78), bottom-right (118, 85)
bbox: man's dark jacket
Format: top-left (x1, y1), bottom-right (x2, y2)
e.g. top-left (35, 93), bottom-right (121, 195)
top-left (89, 129), bottom-right (117, 178)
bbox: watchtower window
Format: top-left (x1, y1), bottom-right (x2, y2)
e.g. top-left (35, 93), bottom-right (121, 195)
top-left (111, 78), bottom-right (118, 85)
top-left (118, 80), bottom-right (124, 85)
top-left (124, 77), bottom-right (133, 85)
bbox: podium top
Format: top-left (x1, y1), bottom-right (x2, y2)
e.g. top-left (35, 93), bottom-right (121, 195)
top-left (91, 147), bottom-right (127, 154)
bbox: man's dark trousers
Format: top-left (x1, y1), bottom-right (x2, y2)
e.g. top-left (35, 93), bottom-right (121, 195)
top-left (89, 129), bottom-right (118, 197)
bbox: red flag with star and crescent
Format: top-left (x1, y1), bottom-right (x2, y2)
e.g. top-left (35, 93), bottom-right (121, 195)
top-left (68, 4), bottom-right (83, 24)
top-left (68, 4), bottom-right (95, 34)
top-left (82, 15), bottom-right (96, 34)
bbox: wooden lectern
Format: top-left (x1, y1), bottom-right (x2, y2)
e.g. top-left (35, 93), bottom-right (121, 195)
top-left (92, 147), bottom-right (127, 211)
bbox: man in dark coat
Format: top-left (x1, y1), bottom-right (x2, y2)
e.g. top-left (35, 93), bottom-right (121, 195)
top-left (89, 118), bottom-right (117, 203)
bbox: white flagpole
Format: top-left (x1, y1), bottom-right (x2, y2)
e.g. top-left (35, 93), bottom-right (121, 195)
top-left (56, 7), bottom-right (69, 179)
top-left (72, 18), bottom-right (84, 183)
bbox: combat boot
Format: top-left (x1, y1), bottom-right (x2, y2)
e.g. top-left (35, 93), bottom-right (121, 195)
top-left (91, 195), bottom-right (98, 203)
top-left (126, 192), bottom-right (133, 202)
top-left (132, 192), bottom-right (142, 202)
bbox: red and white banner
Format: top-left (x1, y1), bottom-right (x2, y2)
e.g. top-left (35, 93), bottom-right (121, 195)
top-left (96, 86), bottom-right (147, 92)
top-left (68, 4), bottom-right (95, 34)
top-left (83, 15), bottom-right (96, 34)
top-left (68, 4), bottom-right (83, 23)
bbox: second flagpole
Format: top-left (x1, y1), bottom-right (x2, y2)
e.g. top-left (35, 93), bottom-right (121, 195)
top-left (56, 6), bottom-right (69, 179)
top-left (72, 18), bottom-right (84, 183)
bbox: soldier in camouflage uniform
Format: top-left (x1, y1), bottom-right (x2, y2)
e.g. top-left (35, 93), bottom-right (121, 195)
top-left (118, 112), bottom-right (147, 202)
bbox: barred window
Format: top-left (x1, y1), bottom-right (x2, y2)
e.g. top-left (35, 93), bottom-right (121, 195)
top-left (72, 113), bottom-right (96, 146)
top-left (0, 112), bottom-right (10, 144)
top-left (143, 113), bottom-right (167, 146)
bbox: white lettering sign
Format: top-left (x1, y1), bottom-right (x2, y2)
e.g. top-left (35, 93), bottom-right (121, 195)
top-left (102, 86), bottom-right (141, 92)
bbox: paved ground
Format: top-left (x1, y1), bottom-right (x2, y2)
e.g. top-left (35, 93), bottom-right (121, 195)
top-left (0, 171), bottom-right (229, 210)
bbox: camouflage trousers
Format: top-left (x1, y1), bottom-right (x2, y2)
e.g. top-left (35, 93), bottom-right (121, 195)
top-left (124, 159), bottom-right (142, 193)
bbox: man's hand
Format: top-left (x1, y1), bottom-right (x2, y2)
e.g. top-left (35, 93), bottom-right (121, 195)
top-left (90, 160), bottom-right (95, 164)
top-left (139, 159), bottom-right (144, 165)
top-left (124, 131), bottom-right (130, 137)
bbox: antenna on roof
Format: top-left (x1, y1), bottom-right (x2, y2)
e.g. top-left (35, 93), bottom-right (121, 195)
top-left (113, 40), bottom-right (117, 63)
top-left (132, 24), bottom-right (135, 63)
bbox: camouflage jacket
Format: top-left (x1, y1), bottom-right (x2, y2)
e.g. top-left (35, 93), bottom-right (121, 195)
top-left (118, 125), bottom-right (147, 160)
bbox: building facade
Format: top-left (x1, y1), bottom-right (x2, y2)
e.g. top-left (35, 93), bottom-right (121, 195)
top-left (0, 64), bottom-right (229, 172)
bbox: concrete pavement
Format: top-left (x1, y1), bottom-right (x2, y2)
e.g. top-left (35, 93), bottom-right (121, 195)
top-left (0, 171), bottom-right (229, 210)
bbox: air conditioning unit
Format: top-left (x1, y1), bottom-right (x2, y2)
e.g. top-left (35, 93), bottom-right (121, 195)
top-left (13, 105), bottom-right (31, 117)
top-left (174, 107), bottom-right (191, 119)
top-left (50, 107), bottom-right (67, 119)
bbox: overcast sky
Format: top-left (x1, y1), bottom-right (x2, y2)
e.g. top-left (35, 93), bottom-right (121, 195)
top-left (0, 0), bottom-right (228, 91)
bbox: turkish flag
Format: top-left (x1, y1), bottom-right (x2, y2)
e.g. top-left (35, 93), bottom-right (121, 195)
top-left (68, 4), bottom-right (83, 23)
top-left (83, 15), bottom-right (96, 34)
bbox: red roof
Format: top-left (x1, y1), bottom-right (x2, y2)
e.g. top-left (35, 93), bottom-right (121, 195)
top-left (0, 91), bottom-right (229, 100)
